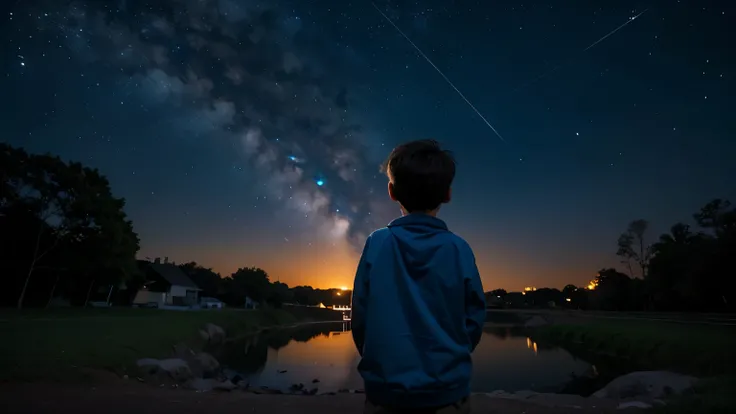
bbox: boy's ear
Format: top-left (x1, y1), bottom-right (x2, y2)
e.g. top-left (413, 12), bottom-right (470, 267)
top-left (444, 187), bottom-right (452, 203)
top-left (388, 182), bottom-right (398, 201)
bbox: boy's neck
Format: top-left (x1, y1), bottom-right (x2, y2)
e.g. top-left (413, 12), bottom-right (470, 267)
top-left (401, 208), bottom-right (440, 217)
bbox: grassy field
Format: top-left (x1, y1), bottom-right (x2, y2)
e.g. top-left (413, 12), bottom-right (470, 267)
top-left (0, 306), bottom-right (340, 382)
top-left (532, 320), bottom-right (736, 413)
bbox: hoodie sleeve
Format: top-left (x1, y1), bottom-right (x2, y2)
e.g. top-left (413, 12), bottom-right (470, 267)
top-left (351, 236), bottom-right (371, 356)
top-left (463, 246), bottom-right (486, 351)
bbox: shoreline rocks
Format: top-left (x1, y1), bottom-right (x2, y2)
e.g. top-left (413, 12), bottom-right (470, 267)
top-left (200, 323), bottom-right (227, 345)
top-left (591, 371), bottom-right (698, 400)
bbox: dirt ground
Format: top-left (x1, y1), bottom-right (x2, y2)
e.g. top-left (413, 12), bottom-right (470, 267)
top-left (0, 381), bottom-right (643, 414)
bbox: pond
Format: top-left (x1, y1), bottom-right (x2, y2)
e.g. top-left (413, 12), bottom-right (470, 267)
top-left (215, 322), bottom-right (595, 394)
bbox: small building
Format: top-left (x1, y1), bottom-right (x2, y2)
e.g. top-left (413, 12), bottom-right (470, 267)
top-left (133, 258), bottom-right (201, 308)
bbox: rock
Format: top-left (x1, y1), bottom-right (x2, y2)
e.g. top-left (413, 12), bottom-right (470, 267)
top-left (592, 371), bottom-right (698, 400)
top-left (290, 383), bottom-right (305, 392)
top-left (524, 315), bottom-right (549, 328)
top-left (135, 358), bottom-right (167, 383)
top-left (193, 352), bottom-right (220, 377)
top-left (253, 386), bottom-right (283, 395)
top-left (136, 358), bottom-right (161, 369)
top-left (136, 358), bottom-right (195, 383)
top-left (214, 380), bottom-right (237, 391)
top-left (188, 378), bottom-right (237, 392)
top-left (312, 378), bottom-right (320, 383)
top-left (511, 390), bottom-right (538, 400)
top-left (158, 358), bottom-right (196, 382)
top-left (618, 401), bottom-right (653, 409)
top-left (198, 330), bottom-right (210, 342)
top-left (172, 343), bottom-right (195, 359)
top-left (485, 390), bottom-right (541, 401)
top-left (204, 323), bottom-right (226, 345)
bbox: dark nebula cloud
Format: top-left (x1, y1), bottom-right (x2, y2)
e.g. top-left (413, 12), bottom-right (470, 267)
top-left (49, 0), bottom-right (388, 247)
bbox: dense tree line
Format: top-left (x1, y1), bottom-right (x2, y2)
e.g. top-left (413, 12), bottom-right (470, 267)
top-left (1, 144), bottom-right (140, 308)
top-left (487, 199), bottom-right (735, 312)
top-left (177, 261), bottom-right (352, 308)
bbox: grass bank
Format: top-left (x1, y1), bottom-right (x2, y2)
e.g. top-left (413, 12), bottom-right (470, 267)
top-left (531, 320), bottom-right (736, 413)
top-left (531, 320), bottom-right (735, 377)
top-left (0, 306), bottom-right (341, 382)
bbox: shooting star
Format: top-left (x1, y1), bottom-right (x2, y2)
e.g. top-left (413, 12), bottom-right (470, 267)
top-left (514, 9), bottom-right (649, 92)
top-left (584, 9), bottom-right (649, 52)
top-left (371, 2), bottom-right (506, 143)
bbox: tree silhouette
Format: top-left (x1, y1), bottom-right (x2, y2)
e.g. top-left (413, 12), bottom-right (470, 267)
top-left (224, 267), bottom-right (271, 304)
top-left (0, 144), bottom-right (140, 308)
top-left (179, 262), bottom-right (222, 299)
top-left (616, 219), bottom-right (651, 278)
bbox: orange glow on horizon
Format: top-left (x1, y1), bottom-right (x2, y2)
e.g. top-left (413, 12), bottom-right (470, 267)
top-left (143, 234), bottom-right (613, 290)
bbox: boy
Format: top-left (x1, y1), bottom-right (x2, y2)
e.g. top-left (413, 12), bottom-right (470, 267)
top-left (351, 140), bottom-right (487, 414)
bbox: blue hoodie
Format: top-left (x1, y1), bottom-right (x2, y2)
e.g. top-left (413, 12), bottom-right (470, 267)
top-left (351, 213), bottom-right (486, 408)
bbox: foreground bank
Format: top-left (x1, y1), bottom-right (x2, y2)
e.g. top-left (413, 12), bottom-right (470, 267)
top-left (0, 382), bottom-right (650, 414)
top-left (529, 317), bottom-right (736, 414)
top-left (0, 306), bottom-right (341, 382)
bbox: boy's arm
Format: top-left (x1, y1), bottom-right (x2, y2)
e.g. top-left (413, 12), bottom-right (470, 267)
top-left (463, 247), bottom-right (486, 351)
top-left (351, 237), bottom-right (371, 356)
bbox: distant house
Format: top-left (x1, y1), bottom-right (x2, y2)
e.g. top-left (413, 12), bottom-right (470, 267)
top-left (133, 258), bottom-right (201, 308)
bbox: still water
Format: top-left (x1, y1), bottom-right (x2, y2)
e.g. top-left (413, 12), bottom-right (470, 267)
top-left (216, 322), bottom-right (592, 393)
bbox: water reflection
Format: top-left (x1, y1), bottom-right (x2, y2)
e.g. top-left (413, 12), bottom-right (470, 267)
top-left (216, 323), bottom-right (592, 393)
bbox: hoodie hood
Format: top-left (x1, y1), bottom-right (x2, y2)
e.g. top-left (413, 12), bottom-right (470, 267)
top-left (387, 214), bottom-right (450, 277)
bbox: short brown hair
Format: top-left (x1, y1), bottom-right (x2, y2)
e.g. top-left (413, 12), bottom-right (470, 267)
top-left (382, 140), bottom-right (456, 212)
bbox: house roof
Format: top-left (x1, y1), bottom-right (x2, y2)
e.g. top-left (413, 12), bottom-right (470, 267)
top-left (148, 262), bottom-right (201, 290)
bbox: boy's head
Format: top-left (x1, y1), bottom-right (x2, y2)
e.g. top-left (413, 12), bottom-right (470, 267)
top-left (381, 139), bottom-right (456, 214)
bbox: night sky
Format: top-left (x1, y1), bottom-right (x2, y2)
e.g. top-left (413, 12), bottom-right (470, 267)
top-left (2, 1), bottom-right (734, 291)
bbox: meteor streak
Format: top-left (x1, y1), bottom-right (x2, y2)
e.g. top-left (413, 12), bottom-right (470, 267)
top-left (584, 9), bottom-right (649, 52)
top-left (371, 2), bottom-right (506, 143)
top-left (514, 9), bottom-right (650, 92)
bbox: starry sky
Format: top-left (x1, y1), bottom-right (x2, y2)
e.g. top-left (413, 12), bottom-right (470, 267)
top-left (2, 0), bottom-right (734, 291)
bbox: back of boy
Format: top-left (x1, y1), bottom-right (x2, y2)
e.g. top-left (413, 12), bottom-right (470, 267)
top-left (351, 140), bottom-right (487, 414)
